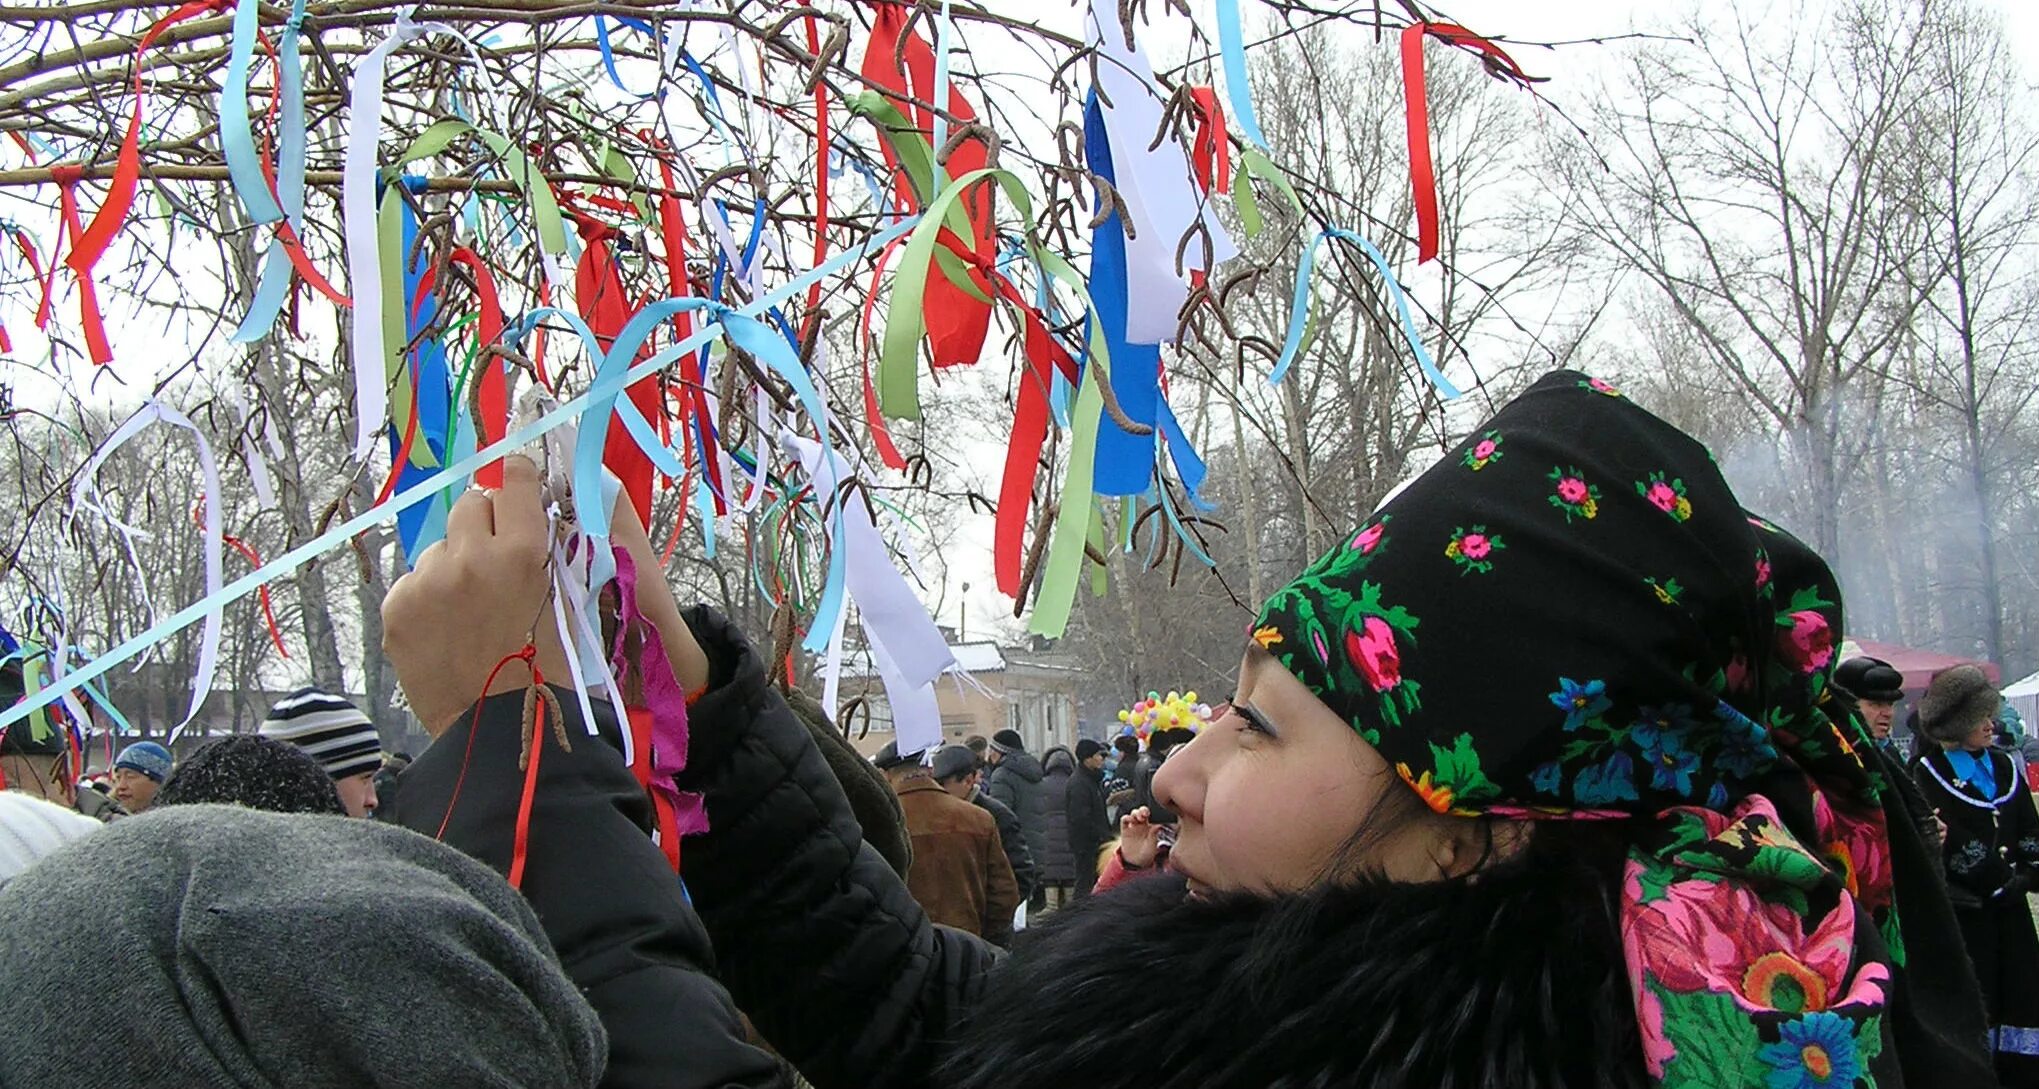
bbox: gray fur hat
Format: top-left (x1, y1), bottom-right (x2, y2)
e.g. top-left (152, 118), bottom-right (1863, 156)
top-left (0, 805), bottom-right (606, 1087)
top-left (1916, 664), bottom-right (2001, 744)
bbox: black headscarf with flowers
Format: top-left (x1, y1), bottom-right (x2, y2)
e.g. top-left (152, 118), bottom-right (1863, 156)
top-left (1254, 370), bottom-right (1901, 1086)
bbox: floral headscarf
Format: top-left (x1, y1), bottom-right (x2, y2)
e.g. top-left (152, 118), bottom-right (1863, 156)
top-left (1255, 370), bottom-right (1899, 1086)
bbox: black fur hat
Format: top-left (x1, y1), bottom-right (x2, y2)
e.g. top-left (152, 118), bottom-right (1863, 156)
top-left (1833, 656), bottom-right (1904, 703)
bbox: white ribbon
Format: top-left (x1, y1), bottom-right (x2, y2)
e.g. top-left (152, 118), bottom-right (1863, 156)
top-left (342, 9), bottom-right (499, 461)
top-left (1088, 0), bottom-right (1238, 344)
top-left (69, 402), bottom-right (223, 736)
top-left (782, 433), bottom-right (954, 756)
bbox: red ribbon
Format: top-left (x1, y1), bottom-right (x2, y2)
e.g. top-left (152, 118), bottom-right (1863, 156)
top-left (806, 14), bottom-right (832, 316)
top-left (1400, 23), bottom-right (1538, 265)
top-left (63, 0), bottom-right (234, 355)
top-left (446, 247), bottom-right (506, 487)
top-left (194, 502), bottom-right (289, 658)
top-left (991, 278), bottom-right (1077, 597)
top-left (859, 236), bottom-right (910, 470)
top-left (48, 168), bottom-right (111, 365)
top-left (1187, 87), bottom-right (1231, 194)
top-left (574, 216), bottom-right (662, 527)
top-left (859, 0), bottom-right (995, 368)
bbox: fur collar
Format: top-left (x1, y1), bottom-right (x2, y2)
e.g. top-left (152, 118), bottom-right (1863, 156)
top-left (944, 831), bottom-right (1648, 1089)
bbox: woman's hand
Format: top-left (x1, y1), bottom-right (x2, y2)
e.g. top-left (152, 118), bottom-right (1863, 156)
top-left (1117, 807), bottom-right (1165, 870)
top-left (382, 456), bottom-right (553, 737)
top-left (605, 489), bottom-right (710, 696)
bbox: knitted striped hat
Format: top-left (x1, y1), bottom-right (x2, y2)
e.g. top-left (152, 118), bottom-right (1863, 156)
top-left (258, 688), bottom-right (383, 781)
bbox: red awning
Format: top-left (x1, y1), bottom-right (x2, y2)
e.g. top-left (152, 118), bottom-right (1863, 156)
top-left (1845, 638), bottom-right (2000, 693)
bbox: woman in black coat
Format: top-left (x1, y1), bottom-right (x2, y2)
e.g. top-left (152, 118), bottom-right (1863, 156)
top-left (389, 374), bottom-right (1995, 1089)
top-left (1911, 664), bottom-right (2039, 1085)
top-left (661, 375), bottom-right (1991, 1088)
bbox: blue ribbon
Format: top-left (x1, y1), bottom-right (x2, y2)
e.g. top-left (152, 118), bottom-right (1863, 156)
top-left (1271, 227), bottom-right (1460, 400)
top-left (1216, 0), bottom-right (1270, 151)
top-left (1084, 94), bottom-right (1164, 497)
top-left (595, 13), bottom-right (662, 100)
top-left (391, 182), bottom-right (454, 563)
top-left (1, 214), bottom-right (921, 735)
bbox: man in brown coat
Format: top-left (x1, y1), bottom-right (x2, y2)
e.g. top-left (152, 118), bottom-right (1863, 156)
top-left (876, 741), bottom-right (1019, 946)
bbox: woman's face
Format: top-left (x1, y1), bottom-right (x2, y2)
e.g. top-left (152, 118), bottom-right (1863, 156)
top-left (1153, 646), bottom-right (1480, 895)
top-left (1964, 717), bottom-right (1995, 751)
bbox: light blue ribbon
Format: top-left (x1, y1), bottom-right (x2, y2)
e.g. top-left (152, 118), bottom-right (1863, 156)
top-left (2, 215), bottom-right (921, 734)
top-left (229, 0), bottom-right (309, 344)
top-left (1271, 227), bottom-right (1460, 400)
top-left (1216, 0), bottom-right (1270, 151)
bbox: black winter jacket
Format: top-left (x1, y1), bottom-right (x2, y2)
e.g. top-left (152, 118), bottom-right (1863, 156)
top-left (673, 609), bottom-right (1991, 1089)
top-left (1038, 747), bottom-right (1076, 884)
top-left (386, 687), bottom-right (787, 1089)
top-left (972, 788), bottom-right (1037, 900)
top-left (984, 750), bottom-right (1050, 880)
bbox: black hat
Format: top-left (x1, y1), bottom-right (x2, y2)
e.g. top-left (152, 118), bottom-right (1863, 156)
top-left (1917, 665), bottom-right (2001, 744)
top-left (1075, 739), bottom-right (1105, 762)
top-left (0, 665), bottom-right (67, 758)
top-left (156, 735), bottom-right (347, 816)
top-left (990, 729), bottom-right (1026, 755)
top-left (931, 744), bottom-right (979, 781)
top-left (874, 741), bottom-right (928, 770)
top-left (1833, 657), bottom-right (1904, 704)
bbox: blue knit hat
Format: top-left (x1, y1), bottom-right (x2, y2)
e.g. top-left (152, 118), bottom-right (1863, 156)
top-left (114, 741), bottom-right (174, 784)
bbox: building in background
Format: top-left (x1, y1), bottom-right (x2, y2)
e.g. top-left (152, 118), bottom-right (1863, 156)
top-left (835, 635), bottom-right (1087, 759)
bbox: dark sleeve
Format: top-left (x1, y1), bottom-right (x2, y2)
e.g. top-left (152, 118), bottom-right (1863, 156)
top-left (2006, 753), bottom-right (2039, 869)
top-left (986, 769), bottom-right (1017, 812)
top-left (994, 802), bottom-right (1038, 897)
top-left (982, 819), bottom-right (1018, 946)
top-left (672, 606), bottom-right (1000, 1089)
top-left (386, 689), bottom-right (785, 1089)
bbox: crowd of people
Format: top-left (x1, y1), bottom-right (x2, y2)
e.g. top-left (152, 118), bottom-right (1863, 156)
top-left (0, 369), bottom-right (2034, 1087)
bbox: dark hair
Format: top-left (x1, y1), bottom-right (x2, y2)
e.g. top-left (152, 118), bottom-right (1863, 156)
top-left (1113, 736), bottom-right (1139, 757)
top-left (1319, 770), bottom-right (1632, 893)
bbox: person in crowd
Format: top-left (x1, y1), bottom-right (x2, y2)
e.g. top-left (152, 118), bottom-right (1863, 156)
top-left (109, 740), bottom-right (172, 814)
top-left (933, 744), bottom-right (1036, 904)
top-left (1064, 739), bottom-right (1114, 900)
top-left (0, 671), bottom-right (121, 823)
top-left (377, 456), bottom-right (803, 1088)
top-left (0, 804), bottom-right (606, 1087)
top-left (258, 688), bottom-right (384, 817)
top-left (1106, 735), bottom-right (1138, 819)
top-left (1833, 656), bottom-right (1943, 853)
top-left (784, 686), bottom-right (913, 878)
top-left (155, 734), bottom-right (346, 815)
top-left (964, 735), bottom-right (988, 760)
top-left (0, 792), bottom-right (99, 886)
top-left (1038, 745), bottom-right (1077, 907)
top-left (371, 750), bottom-right (412, 814)
top-left (1836, 656), bottom-right (1903, 752)
top-left (1129, 726), bottom-right (1189, 825)
top-left (1910, 664), bottom-right (2039, 1084)
top-left (880, 741), bottom-right (1019, 945)
top-left (984, 728), bottom-right (1050, 910)
top-left (386, 376), bottom-right (1994, 1087)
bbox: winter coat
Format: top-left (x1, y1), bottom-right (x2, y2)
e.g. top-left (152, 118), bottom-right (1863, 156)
top-left (386, 687), bottom-right (787, 1089)
top-left (1038, 746), bottom-right (1077, 885)
top-left (1068, 762), bottom-right (1117, 893)
top-left (1063, 762), bottom-right (1112, 898)
top-left (984, 750), bottom-right (1051, 882)
top-left (671, 607), bottom-right (1994, 1089)
top-left (1130, 751), bottom-right (1174, 824)
top-left (1911, 746), bottom-right (2039, 1084)
top-left (894, 777), bottom-right (1019, 944)
top-left (972, 788), bottom-right (1037, 900)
